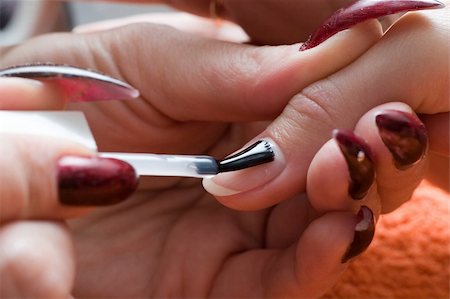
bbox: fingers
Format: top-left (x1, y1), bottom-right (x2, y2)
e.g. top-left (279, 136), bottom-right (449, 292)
top-left (0, 221), bottom-right (74, 298)
top-left (203, 7), bottom-right (447, 210)
top-left (1, 18), bottom-right (382, 122)
top-left (308, 103), bottom-right (428, 215)
top-left (0, 135), bottom-right (138, 221)
top-left (210, 210), bottom-right (374, 298)
top-left (73, 12), bottom-right (249, 43)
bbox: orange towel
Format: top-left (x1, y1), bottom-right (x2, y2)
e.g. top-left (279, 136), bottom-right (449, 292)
top-left (323, 181), bottom-right (450, 299)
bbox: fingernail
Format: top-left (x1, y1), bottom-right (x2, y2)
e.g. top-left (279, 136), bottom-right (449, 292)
top-left (202, 139), bottom-right (284, 196)
top-left (333, 129), bottom-right (375, 200)
top-left (58, 156), bottom-right (139, 206)
top-left (376, 110), bottom-right (428, 170)
top-left (0, 64), bottom-right (140, 102)
top-left (342, 206), bottom-right (375, 263)
top-left (300, 0), bottom-right (445, 51)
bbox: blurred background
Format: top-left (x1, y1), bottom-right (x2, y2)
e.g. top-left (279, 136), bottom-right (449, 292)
top-left (0, 0), bottom-right (173, 46)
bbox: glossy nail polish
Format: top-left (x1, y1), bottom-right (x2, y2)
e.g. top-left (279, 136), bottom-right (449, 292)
top-left (376, 110), bottom-right (428, 170)
top-left (58, 156), bottom-right (138, 206)
top-left (333, 129), bottom-right (375, 200)
top-left (342, 206), bottom-right (375, 263)
top-left (300, 0), bottom-right (445, 51)
top-left (0, 64), bottom-right (139, 102)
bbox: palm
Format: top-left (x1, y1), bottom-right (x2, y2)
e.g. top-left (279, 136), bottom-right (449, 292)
top-left (67, 95), bottom-right (300, 297)
top-left (70, 176), bottom-right (311, 297)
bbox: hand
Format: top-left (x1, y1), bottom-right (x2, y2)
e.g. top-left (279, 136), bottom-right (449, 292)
top-left (0, 11), bottom-right (381, 298)
top-left (106, 0), bottom-right (354, 45)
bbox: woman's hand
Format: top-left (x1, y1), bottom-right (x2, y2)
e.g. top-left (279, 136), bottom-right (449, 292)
top-left (0, 1), bottom-right (447, 297)
top-left (0, 9), bottom-right (383, 298)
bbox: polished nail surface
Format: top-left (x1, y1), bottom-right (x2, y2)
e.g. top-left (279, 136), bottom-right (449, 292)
top-left (58, 156), bottom-right (138, 206)
top-left (300, 0), bottom-right (445, 51)
top-left (0, 64), bottom-right (139, 102)
top-left (376, 110), bottom-right (428, 170)
top-left (334, 129), bottom-right (375, 200)
top-left (342, 206), bottom-right (375, 263)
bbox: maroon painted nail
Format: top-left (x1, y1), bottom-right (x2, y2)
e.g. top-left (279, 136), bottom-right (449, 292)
top-left (333, 129), bottom-right (375, 200)
top-left (58, 156), bottom-right (138, 206)
top-left (300, 0), bottom-right (445, 51)
top-left (376, 110), bottom-right (428, 170)
top-left (342, 206), bottom-right (375, 263)
top-left (0, 64), bottom-right (140, 102)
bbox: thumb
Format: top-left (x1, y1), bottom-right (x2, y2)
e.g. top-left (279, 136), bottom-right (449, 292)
top-left (0, 134), bottom-right (138, 221)
top-left (2, 18), bottom-right (382, 122)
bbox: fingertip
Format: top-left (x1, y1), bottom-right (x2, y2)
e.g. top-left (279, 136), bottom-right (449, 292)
top-left (0, 77), bottom-right (64, 110)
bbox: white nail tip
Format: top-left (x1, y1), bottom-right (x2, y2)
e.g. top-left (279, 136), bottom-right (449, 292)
top-left (202, 178), bottom-right (240, 197)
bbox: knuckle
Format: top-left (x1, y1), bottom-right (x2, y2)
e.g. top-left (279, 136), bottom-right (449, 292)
top-left (276, 79), bottom-right (347, 141)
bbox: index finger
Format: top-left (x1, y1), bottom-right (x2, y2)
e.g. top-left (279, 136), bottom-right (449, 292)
top-left (0, 134), bottom-right (138, 222)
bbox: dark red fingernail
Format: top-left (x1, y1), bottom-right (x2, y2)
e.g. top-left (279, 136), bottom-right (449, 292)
top-left (0, 64), bottom-right (140, 102)
top-left (300, 0), bottom-right (445, 51)
top-left (333, 129), bottom-right (375, 200)
top-left (376, 110), bottom-right (428, 170)
top-left (342, 206), bottom-right (375, 263)
top-left (58, 156), bottom-right (138, 206)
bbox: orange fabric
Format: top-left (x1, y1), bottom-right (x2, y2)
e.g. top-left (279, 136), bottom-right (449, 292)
top-left (323, 181), bottom-right (450, 299)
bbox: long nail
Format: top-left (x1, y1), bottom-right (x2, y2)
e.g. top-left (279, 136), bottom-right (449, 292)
top-left (342, 206), bottom-right (375, 263)
top-left (0, 64), bottom-right (139, 102)
top-left (333, 129), bottom-right (375, 200)
top-left (376, 110), bottom-right (428, 170)
top-left (300, 0), bottom-right (445, 51)
top-left (202, 139), bottom-right (284, 196)
top-left (58, 156), bottom-right (138, 206)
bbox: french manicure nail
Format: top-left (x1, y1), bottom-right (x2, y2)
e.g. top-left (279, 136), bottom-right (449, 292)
top-left (376, 110), bottom-right (428, 170)
top-left (300, 0), bottom-right (445, 51)
top-left (342, 206), bottom-right (375, 263)
top-left (333, 129), bottom-right (375, 200)
top-left (202, 139), bottom-right (284, 196)
top-left (58, 156), bottom-right (138, 206)
top-left (0, 64), bottom-right (140, 102)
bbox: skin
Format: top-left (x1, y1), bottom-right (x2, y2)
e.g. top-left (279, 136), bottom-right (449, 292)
top-left (0, 1), bottom-right (448, 297)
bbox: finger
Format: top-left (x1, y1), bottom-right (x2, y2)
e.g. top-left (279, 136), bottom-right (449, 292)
top-left (73, 12), bottom-right (249, 43)
top-left (0, 221), bottom-right (74, 298)
top-left (1, 19), bottom-right (382, 122)
top-left (0, 77), bottom-right (64, 110)
top-left (0, 135), bottom-right (138, 221)
top-left (210, 209), bottom-right (375, 298)
top-left (308, 103), bottom-right (428, 215)
top-left (203, 7), bottom-right (448, 210)
top-left (158, 0), bottom-right (355, 45)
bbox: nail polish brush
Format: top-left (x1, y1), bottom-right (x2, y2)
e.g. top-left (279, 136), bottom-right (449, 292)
top-left (0, 111), bottom-right (274, 178)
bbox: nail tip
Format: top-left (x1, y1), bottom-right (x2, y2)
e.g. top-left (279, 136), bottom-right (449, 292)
top-left (0, 63), bottom-right (139, 102)
top-left (342, 206), bottom-right (375, 263)
top-left (303, 0), bottom-right (446, 50)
